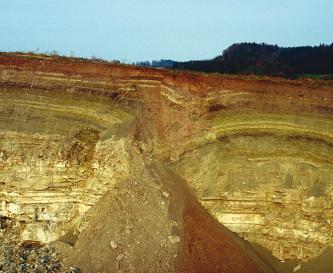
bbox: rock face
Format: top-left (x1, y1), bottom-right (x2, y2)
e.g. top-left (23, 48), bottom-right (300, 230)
top-left (0, 53), bottom-right (333, 271)
top-left (171, 83), bottom-right (333, 261)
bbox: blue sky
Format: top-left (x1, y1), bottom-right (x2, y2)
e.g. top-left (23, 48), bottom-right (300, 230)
top-left (0, 0), bottom-right (332, 62)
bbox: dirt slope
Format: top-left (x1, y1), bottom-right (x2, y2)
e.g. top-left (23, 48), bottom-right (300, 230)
top-left (65, 153), bottom-right (274, 273)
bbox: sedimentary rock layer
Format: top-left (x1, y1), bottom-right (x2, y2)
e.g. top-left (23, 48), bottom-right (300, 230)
top-left (1, 53), bottom-right (333, 265)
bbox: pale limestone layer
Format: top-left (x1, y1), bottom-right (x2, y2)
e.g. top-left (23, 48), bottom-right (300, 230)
top-left (172, 132), bottom-right (333, 261)
top-left (203, 191), bottom-right (333, 261)
top-left (0, 131), bottom-right (130, 242)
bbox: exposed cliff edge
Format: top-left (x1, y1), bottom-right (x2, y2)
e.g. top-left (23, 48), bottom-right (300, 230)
top-left (0, 52), bottom-right (333, 272)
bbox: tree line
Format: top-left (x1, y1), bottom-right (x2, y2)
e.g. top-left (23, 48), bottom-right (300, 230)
top-left (172, 43), bottom-right (333, 78)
